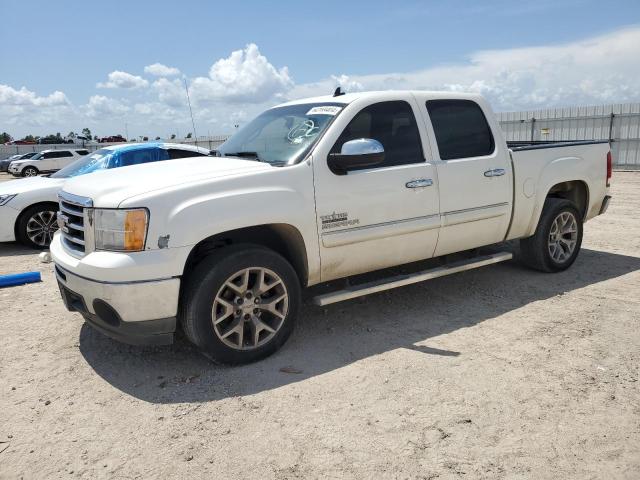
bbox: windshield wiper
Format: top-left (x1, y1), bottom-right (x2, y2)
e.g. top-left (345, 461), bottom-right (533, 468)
top-left (223, 151), bottom-right (263, 162)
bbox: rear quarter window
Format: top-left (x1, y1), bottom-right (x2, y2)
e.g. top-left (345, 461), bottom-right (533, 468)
top-left (167, 149), bottom-right (207, 159)
top-left (426, 99), bottom-right (495, 160)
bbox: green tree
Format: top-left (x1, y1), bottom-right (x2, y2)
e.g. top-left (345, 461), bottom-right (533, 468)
top-left (82, 128), bottom-right (92, 139)
top-left (0, 132), bottom-right (12, 143)
top-left (155, 136), bottom-right (161, 140)
top-left (142, 136), bottom-right (149, 141)
top-left (186, 132), bottom-right (192, 139)
top-left (67, 131), bottom-right (76, 139)
top-left (170, 134), bottom-right (176, 140)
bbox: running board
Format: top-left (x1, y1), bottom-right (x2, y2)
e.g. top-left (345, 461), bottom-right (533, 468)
top-left (313, 251), bottom-right (513, 307)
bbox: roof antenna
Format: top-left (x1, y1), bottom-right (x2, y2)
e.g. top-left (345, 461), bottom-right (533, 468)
top-left (183, 77), bottom-right (198, 146)
top-left (333, 86), bottom-right (345, 97)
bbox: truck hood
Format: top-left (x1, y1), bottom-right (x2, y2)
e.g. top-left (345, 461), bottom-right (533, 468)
top-left (61, 156), bottom-right (273, 207)
top-left (0, 175), bottom-right (65, 195)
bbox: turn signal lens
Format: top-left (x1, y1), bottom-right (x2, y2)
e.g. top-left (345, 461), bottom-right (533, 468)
top-left (124, 210), bottom-right (148, 251)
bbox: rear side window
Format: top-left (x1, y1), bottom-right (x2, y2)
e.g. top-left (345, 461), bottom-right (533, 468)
top-left (58, 151), bottom-right (73, 158)
top-left (331, 100), bottom-right (424, 169)
top-left (112, 148), bottom-right (170, 167)
top-left (75, 150), bottom-right (89, 156)
top-left (167, 148), bottom-right (206, 159)
top-left (426, 100), bottom-right (495, 160)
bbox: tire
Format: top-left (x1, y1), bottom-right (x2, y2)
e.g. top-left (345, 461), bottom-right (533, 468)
top-left (16, 203), bottom-right (60, 249)
top-left (520, 198), bottom-right (583, 272)
top-left (22, 166), bottom-right (39, 177)
top-left (180, 245), bottom-right (301, 364)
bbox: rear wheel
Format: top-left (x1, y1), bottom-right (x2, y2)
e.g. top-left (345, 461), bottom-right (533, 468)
top-left (22, 166), bottom-right (39, 177)
top-left (180, 245), bottom-right (300, 364)
top-left (16, 204), bottom-right (59, 249)
top-left (520, 198), bottom-right (583, 272)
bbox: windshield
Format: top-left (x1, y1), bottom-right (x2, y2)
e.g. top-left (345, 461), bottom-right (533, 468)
top-left (30, 152), bottom-right (43, 160)
top-left (51, 149), bottom-right (114, 178)
top-left (217, 102), bottom-right (345, 165)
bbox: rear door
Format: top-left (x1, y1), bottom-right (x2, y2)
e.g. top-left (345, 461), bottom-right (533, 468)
top-left (415, 96), bottom-right (512, 256)
top-left (53, 150), bottom-right (75, 170)
top-left (38, 151), bottom-right (60, 171)
top-left (312, 95), bottom-right (441, 281)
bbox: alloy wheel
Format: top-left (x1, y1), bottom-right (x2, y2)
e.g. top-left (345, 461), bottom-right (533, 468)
top-left (211, 267), bottom-right (288, 350)
top-left (548, 211), bottom-right (578, 263)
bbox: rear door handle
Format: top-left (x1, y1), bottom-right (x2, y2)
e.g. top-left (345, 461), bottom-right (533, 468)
top-left (484, 168), bottom-right (506, 177)
top-left (406, 179), bottom-right (433, 188)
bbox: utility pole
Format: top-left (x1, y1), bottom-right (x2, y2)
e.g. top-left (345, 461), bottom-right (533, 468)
top-left (125, 122), bottom-right (129, 141)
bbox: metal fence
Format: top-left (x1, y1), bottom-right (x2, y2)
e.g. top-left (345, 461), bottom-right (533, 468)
top-left (4, 103), bottom-right (640, 168)
top-left (497, 103), bottom-right (640, 169)
top-left (0, 136), bottom-right (230, 158)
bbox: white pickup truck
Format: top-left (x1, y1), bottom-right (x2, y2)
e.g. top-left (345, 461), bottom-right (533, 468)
top-left (51, 91), bottom-right (612, 364)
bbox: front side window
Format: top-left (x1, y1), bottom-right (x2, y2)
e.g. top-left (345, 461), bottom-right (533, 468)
top-left (331, 101), bottom-right (424, 169)
top-left (217, 102), bottom-right (345, 165)
top-left (426, 100), bottom-right (495, 160)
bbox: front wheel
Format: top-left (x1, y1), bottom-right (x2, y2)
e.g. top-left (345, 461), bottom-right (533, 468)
top-left (520, 198), bottom-right (583, 272)
top-left (22, 166), bottom-right (39, 177)
top-left (180, 245), bottom-right (301, 364)
top-left (16, 204), bottom-right (59, 249)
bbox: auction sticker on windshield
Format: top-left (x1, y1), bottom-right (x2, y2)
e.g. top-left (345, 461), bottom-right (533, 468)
top-left (306, 106), bottom-right (342, 116)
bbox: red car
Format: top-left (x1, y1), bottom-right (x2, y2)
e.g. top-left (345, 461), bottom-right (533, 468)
top-left (99, 135), bottom-right (127, 143)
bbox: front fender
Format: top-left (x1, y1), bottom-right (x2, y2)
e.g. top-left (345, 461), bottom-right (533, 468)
top-left (124, 163), bottom-right (321, 284)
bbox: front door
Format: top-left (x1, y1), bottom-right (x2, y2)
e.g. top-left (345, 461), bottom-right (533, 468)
top-left (312, 96), bottom-right (441, 282)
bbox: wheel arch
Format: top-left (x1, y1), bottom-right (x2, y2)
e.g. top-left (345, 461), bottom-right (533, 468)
top-left (22, 164), bottom-right (39, 175)
top-left (14, 200), bottom-right (59, 238)
top-left (545, 180), bottom-right (589, 220)
top-left (182, 223), bottom-right (310, 288)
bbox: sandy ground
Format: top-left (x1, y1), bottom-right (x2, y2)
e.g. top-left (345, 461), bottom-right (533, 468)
top-left (0, 172), bottom-right (638, 479)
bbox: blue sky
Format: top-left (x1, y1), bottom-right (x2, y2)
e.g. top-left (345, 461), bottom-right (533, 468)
top-left (2, 0), bottom-right (640, 139)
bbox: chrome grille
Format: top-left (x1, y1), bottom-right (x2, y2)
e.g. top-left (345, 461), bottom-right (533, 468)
top-left (58, 192), bottom-right (93, 254)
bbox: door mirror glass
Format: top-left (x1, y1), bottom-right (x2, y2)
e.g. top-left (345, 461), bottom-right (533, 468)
top-left (328, 138), bottom-right (385, 175)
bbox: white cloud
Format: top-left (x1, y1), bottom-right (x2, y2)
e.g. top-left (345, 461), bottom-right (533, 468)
top-left (97, 70), bottom-right (149, 89)
top-left (190, 43), bottom-right (293, 104)
top-left (144, 63), bottom-right (181, 77)
top-left (330, 75), bottom-right (364, 93)
top-left (289, 27), bottom-right (640, 111)
top-left (152, 78), bottom-right (186, 107)
top-left (0, 85), bottom-right (72, 129)
top-left (84, 95), bottom-right (130, 118)
top-left (0, 84), bottom-right (69, 107)
top-left (5, 27), bottom-right (640, 138)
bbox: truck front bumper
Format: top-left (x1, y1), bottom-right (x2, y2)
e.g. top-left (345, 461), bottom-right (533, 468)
top-left (54, 264), bottom-right (179, 346)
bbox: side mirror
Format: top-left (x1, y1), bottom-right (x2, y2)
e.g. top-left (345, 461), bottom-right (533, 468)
top-left (328, 138), bottom-right (384, 175)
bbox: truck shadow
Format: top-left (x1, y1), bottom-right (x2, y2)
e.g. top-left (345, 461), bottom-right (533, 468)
top-left (78, 247), bottom-right (640, 404)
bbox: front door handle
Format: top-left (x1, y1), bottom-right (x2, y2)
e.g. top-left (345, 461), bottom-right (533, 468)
top-left (484, 168), bottom-right (506, 177)
top-left (406, 179), bottom-right (433, 188)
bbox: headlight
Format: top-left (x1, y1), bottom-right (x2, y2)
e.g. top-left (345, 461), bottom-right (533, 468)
top-left (0, 194), bottom-right (16, 206)
top-left (94, 208), bottom-right (149, 252)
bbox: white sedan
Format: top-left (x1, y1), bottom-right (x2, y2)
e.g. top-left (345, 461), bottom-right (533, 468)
top-left (0, 143), bottom-right (211, 248)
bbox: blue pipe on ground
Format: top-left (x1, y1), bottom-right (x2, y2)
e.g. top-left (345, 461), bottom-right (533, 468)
top-left (0, 271), bottom-right (42, 288)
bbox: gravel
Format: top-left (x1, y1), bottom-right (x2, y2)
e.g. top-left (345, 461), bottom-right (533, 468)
top-left (0, 172), bottom-right (638, 479)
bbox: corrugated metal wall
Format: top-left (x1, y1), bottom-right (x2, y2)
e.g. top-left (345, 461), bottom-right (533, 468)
top-left (497, 103), bottom-right (640, 169)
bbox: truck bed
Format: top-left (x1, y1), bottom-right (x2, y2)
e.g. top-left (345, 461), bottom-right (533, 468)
top-left (506, 140), bottom-right (610, 242)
